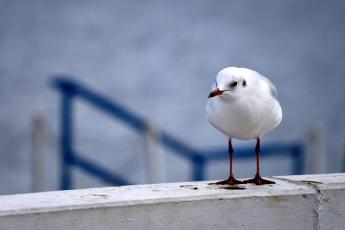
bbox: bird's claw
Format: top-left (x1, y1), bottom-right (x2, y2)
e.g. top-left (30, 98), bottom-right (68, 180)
top-left (216, 176), bottom-right (243, 185)
top-left (242, 175), bottom-right (275, 185)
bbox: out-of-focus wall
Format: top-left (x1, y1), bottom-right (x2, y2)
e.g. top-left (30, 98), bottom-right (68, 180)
top-left (0, 0), bottom-right (344, 194)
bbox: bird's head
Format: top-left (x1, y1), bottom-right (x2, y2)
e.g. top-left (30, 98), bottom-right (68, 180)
top-left (208, 67), bottom-right (249, 99)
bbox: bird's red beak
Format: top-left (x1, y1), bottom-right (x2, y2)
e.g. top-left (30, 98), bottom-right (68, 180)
top-left (208, 88), bottom-right (223, 98)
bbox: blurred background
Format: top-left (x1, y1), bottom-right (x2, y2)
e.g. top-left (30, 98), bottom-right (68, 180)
top-left (0, 0), bottom-right (344, 195)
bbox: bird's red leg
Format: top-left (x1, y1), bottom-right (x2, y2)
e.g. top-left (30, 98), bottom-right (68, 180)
top-left (243, 138), bottom-right (275, 185)
top-left (216, 139), bottom-right (242, 185)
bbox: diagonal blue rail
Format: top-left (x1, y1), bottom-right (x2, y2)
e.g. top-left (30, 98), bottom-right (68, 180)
top-left (52, 76), bottom-right (304, 190)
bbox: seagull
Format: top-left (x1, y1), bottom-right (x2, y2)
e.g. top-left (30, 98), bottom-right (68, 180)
top-left (206, 67), bottom-right (282, 185)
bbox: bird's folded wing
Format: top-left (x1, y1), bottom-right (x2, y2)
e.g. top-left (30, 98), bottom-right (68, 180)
top-left (260, 75), bottom-right (278, 98)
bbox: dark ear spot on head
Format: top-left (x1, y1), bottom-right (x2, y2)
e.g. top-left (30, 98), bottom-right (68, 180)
top-left (242, 80), bottom-right (247, 87)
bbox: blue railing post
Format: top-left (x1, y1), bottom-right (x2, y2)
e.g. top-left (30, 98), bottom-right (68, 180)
top-left (192, 156), bottom-right (206, 181)
top-left (291, 145), bottom-right (304, 175)
top-left (59, 84), bottom-right (75, 190)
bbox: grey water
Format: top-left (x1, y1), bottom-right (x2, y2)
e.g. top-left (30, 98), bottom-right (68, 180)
top-left (0, 0), bottom-right (345, 195)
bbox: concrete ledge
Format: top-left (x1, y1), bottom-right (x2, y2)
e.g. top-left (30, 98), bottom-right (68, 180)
top-left (1, 174), bottom-right (345, 230)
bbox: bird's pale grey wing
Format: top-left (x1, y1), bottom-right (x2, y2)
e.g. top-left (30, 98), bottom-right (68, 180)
top-left (260, 75), bottom-right (278, 98)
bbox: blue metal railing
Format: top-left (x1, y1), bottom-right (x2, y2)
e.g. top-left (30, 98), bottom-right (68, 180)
top-left (52, 76), bottom-right (304, 190)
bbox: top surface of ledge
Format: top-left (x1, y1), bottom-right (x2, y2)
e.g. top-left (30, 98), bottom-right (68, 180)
top-left (1, 173), bottom-right (345, 217)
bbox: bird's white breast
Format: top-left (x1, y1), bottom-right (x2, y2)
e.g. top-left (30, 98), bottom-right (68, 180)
top-left (206, 84), bottom-right (282, 140)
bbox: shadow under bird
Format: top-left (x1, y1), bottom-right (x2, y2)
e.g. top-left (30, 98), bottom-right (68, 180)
top-left (206, 67), bottom-right (282, 185)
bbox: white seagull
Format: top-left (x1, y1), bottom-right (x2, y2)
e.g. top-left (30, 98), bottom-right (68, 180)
top-left (206, 67), bottom-right (282, 185)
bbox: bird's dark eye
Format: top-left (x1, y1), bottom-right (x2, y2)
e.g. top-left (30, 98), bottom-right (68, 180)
top-left (242, 80), bottom-right (247, 87)
top-left (229, 81), bottom-right (238, 88)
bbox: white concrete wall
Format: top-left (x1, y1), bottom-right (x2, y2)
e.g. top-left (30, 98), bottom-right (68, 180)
top-left (1, 174), bottom-right (345, 230)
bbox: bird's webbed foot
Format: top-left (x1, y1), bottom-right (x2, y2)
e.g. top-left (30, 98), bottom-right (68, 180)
top-left (215, 176), bottom-right (243, 185)
top-left (242, 175), bottom-right (275, 185)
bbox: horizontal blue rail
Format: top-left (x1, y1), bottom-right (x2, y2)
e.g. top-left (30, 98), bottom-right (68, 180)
top-left (52, 76), bottom-right (304, 190)
top-left (53, 77), bottom-right (146, 132)
top-left (71, 151), bottom-right (130, 185)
